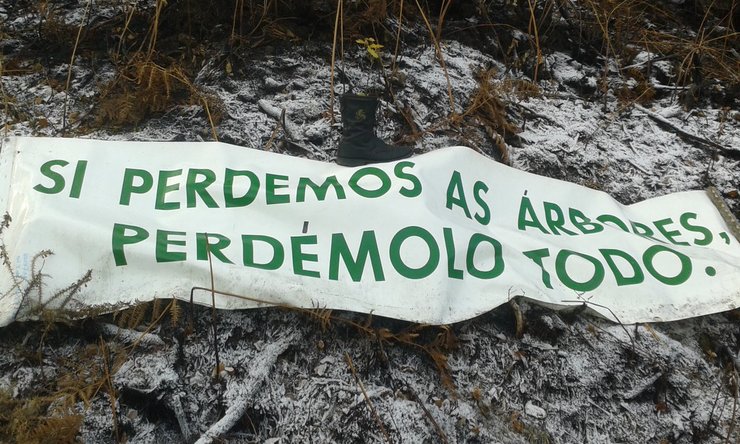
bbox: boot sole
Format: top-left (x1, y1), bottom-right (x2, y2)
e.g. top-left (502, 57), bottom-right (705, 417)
top-left (336, 152), bottom-right (413, 167)
top-left (336, 157), bottom-right (373, 167)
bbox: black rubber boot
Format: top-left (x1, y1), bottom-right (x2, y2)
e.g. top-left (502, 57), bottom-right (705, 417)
top-left (336, 94), bottom-right (413, 166)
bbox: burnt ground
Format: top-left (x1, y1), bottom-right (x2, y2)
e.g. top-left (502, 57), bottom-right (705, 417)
top-left (0, 1), bottom-right (739, 443)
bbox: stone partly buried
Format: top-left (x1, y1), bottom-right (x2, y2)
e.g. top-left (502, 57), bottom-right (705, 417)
top-left (335, 94), bottom-right (413, 166)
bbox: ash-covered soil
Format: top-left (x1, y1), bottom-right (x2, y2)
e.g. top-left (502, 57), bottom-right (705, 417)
top-left (0, 1), bottom-right (738, 443)
top-left (2, 303), bottom-right (739, 443)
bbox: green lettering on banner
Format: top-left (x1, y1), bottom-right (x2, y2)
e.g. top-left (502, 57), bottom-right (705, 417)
top-left (266, 173), bottom-right (290, 204)
top-left (69, 160), bottom-right (88, 199)
top-left (187, 169), bottom-right (218, 208)
top-left (523, 248), bottom-right (553, 289)
top-left (112, 223), bottom-right (149, 266)
top-left (596, 214), bottom-right (629, 232)
top-left (155, 170), bottom-right (182, 210)
top-left (291, 235), bottom-right (320, 277)
top-left (33, 159), bottom-right (68, 195)
top-left (630, 220), bottom-right (661, 242)
top-left (599, 249), bottom-right (644, 286)
top-left (349, 167), bottom-right (391, 198)
top-left (466, 233), bottom-right (504, 279)
top-left (196, 233), bottom-right (233, 264)
top-left (389, 226), bottom-right (440, 279)
top-left (473, 181), bottom-right (491, 226)
top-left (544, 202), bottom-right (578, 235)
top-left (555, 249), bottom-right (605, 292)
top-left (518, 195), bottom-right (549, 234)
top-left (297, 176), bottom-right (346, 202)
top-left (569, 208), bottom-right (604, 234)
top-left (443, 228), bottom-right (464, 279)
top-left (31, 159), bottom-right (87, 198)
top-left (224, 169), bottom-right (260, 207)
top-left (445, 171), bottom-right (472, 219)
top-left (156, 230), bottom-right (187, 262)
top-left (394, 161), bottom-right (422, 198)
top-left (120, 168), bottom-right (153, 205)
top-left (242, 235), bottom-right (284, 269)
top-left (328, 231), bottom-right (384, 281)
top-left (643, 245), bottom-right (692, 285)
top-left (653, 218), bottom-right (689, 246)
top-left (679, 212), bottom-right (713, 246)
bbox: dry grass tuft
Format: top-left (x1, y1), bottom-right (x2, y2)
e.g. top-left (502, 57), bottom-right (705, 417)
top-left (95, 55), bottom-right (222, 137)
top-left (113, 300), bottom-right (151, 330)
top-left (112, 298), bottom-right (181, 333)
top-left (0, 304), bottom-right (175, 443)
top-left (566, 0), bottom-right (738, 105)
top-left (466, 69), bottom-right (521, 138)
top-left (445, 68), bottom-right (523, 163)
top-left (0, 390), bottom-right (83, 444)
top-left (501, 78), bottom-right (542, 100)
top-left (616, 68), bottom-right (656, 104)
top-left (0, 222), bottom-right (93, 326)
top-left (645, 27), bottom-right (739, 87)
top-left (0, 335), bottom-right (132, 444)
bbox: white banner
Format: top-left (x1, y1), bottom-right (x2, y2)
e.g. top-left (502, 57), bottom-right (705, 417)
top-left (0, 136), bottom-right (738, 327)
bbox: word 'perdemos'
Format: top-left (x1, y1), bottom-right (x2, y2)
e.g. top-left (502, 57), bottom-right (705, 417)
top-left (118, 162), bottom-right (422, 209)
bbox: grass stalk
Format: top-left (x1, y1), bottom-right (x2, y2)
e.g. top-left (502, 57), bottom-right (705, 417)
top-left (201, 97), bottom-right (219, 141)
top-left (61, 0), bottom-right (91, 136)
top-left (146, 0), bottom-right (167, 59)
top-left (1, 58), bottom-right (8, 137)
top-left (231, 0), bottom-right (243, 43)
top-left (413, 0), bottom-right (455, 114)
top-left (726, 368), bottom-right (738, 443)
top-left (391, 0), bottom-right (405, 75)
top-left (345, 352), bottom-right (391, 443)
top-left (330, 0), bottom-right (344, 123)
top-left (206, 234), bottom-right (221, 381)
top-left (115, 2), bottom-right (137, 62)
top-left (99, 339), bottom-right (120, 442)
top-left (435, 0), bottom-right (453, 43)
top-left (526, 0), bottom-right (543, 82)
